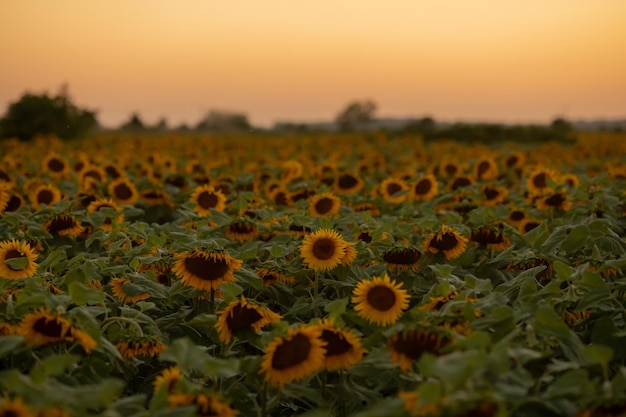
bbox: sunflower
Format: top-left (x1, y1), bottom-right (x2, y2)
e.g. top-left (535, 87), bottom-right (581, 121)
top-left (87, 198), bottom-right (125, 231)
top-left (438, 159), bottom-right (463, 178)
top-left (560, 173), bottom-right (580, 188)
top-left (502, 151), bottom-right (525, 171)
top-left (299, 229), bottom-right (349, 272)
top-left (190, 184), bottom-right (227, 215)
top-left (334, 172), bottom-right (364, 195)
top-left (316, 319), bottom-right (365, 371)
top-left (225, 219), bottom-right (259, 242)
top-left (29, 184), bottom-right (62, 210)
top-left (409, 175), bottom-right (438, 201)
top-left (418, 291), bottom-right (459, 312)
top-left (352, 202), bottom-right (381, 216)
top-left (473, 157), bottom-right (499, 181)
top-left (0, 396), bottom-right (36, 417)
top-left (422, 225), bottom-right (468, 260)
top-left (111, 277), bottom-right (150, 304)
top-left (507, 208), bottom-right (528, 227)
top-left (447, 175), bottom-right (474, 192)
top-left (525, 167), bottom-right (558, 195)
top-left (340, 242), bottom-right (358, 266)
top-left (0, 240), bottom-right (39, 279)
top-left (388, 328), bottom-right (451, 371)
top-left (153, 366), bottom-right (183, 394)
top-left (518, 219), bottom-right (543, 234)
top-left (351, 274), bottom-right (410, 326)
top-left (270, 188), bottom-right (291, 206)
top-left (140, 188), bottom-right (172, 206)
top-left (215, 296), bottom-right (281, 344)
top-left (470, 225), bottom-right (510, 251)
top-left (42, 152), bottom-right (69, 178)
top-left (80, 164), bottom-right (106, 184)
top-left (256, 268), bottom-right (296, 286)
top-left (172, 250), bottom-right (243, 292)
top-left (168, 393), bottom-right (237, 417)
top-left (108, 177), bottom-right (139, 206)
top-left (3, 193), bottom-right (25, 212)
top-left (379, 177), bottom-right (409, 204)
top-left (289, 187), bottom-right (315, 202)
top-left (117, 338), bottom-right (166, 358)
top-left (383, 247), bottom-right (421, 273)
top-left (308, 192), bottom-right (341, 217)
top-left (480, 185), bottom-right (509, 207)
top-left (259, 325), bottom-right (326, 387)
top-left (0, 185), bottom-right (10, 213)
top-left (20, 309), bottom-right (96, 352)
top-left (44, 214), bottom-right (84, 238)
top-left (536, 191), bottom-right (572, 212)
top-left (0, 321), bottom-right (19, 336)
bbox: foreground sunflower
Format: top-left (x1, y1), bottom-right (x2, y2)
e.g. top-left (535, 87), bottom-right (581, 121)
top-left (215, 296), bottom-right (281, 344)
top-left (173, 250), bottom-right (243, 291)
top-left (20, 308), bottom-right (97, 352)
top-left (0, 240), bottom-right (39, 279)
top-left (388, 328), bottom-right (451, 371)
top-left (422, 225), bottom-right (469, 260)
top-left (190, 184), bottom-right (227, 215)
top-left (299, 229), bottom-right (349, 272)
top-left (351, 274), bottom-right (410, 326)
top-left (260, 325), bottom-right (326, 387)
top-left (316, 320), bottom-right (366, 371)
top-left (168, 393), bottom-right (237, 417)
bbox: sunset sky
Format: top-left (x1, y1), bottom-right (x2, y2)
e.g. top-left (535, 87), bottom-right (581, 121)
top-left (1, 1), bottom-right (625, 128)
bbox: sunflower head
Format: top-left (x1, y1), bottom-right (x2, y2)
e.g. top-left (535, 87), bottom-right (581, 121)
top-left (190, 184), bottom-right (227, 215)
top-left (388, 327), bottom-right (451, 371)
top-left (215, 296), bottom-right (281, 344)
top-left (422, 225), bottom-right (469, 260)
top-left (108, 177), bottom-right (139, 206)
top-left (334, 173), bottom-right (364, 195)
top-left (410, 175), bottom-right (438, 201)
top-left (0, 239), bottom-right (39, 279)
top-left (172, 250), bottom-right (243, 292)
top-left (316, 319), bottom-right (366, 371)
top-left (351, 274), bottom-right (410, 326)
top-left (44, 214), bottom-right (85, 238)
top-left (308, 192), bottom-right (341, 217)
top-left (299, 229), bottom-right (349, 272)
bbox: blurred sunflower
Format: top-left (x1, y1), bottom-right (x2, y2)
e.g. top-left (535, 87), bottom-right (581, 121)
top-left (536, 191), bottom-right (572, 212)
top-left (422, 225), bottom-right (468, 260)
top-left (140, 188), bottom-right (172, 206)
top-left (308, 192), bottom-right (341, 217)
top-left (29, 183), bottom-right (62, 210)
top-left (87, 198), bottom-right (125, 231)
top-left (479, 185), bottom-right (509, 207)
top-left (3, 193), bottom-right (25, 213)
top-left (409, 175), bottom-right (438, 201)
top-left (256, 268), bottom-right (296, 287)
top-left (560, 173), bottom-right (580, 188)
top-left (117, 338), bottom-right (166, 358)
top-left (340, 242), bottom-right (358, 266)
top-left (108, 177), bottom-right (139, 206)
top-left (525, 167), bottom-right (559, 195)
top-left (447, 175), bottom-right (474, 192)
top-left (41, 152), bottom-right (69, 179)
top-left (168, 393), bottom-right (237, 417)
top-left (474, 157), bottom-right (499, 181)
top-left (225, 219), bottom-right (259, 242)
top-left (172, 250), bottom-right (242, 292)
top-left (388, 328), bottom-right (451, 371)
top-left (334, 172), bottom-right (364, 195)
top-left (44, 214), bottom-right (84, 238)
top-left (518, 219), bottom-right (543, 234)
top-left (383, 247), bottom-right (421, 273)
top-left (215, 296), bottom-right (281, 344)
top-left (470, 225), bottom-right (511, 251)
top-left (352, 202), bottom-right (381, 216)
top-left (0, 397), bottom-right (35, 417)
top-left (418, 291), bottom-right (459, 312)
top-left (501, 151), bottom-right (525, 172)
top-left (260, 325), bottom-right (326, 387)
top-left (20, 308), bottom-right (96, 352)
top-left (190, 184), bottom-right (227, 215)
top-left (0, 186), bottom-right (9, 213)
top-left (351, 274), bottom-right (410, 326)
top-left (316, 319), bottom-right (366, 371)
top-left (379, 177), bottom-right (409, 204)
top-left (153, 366), bottom-right (183, 394)
top-left (0, 239), bottom-right (39, 279)
top-left (507, 208), bottom-right (528, 227)
top-left (111, 277), bottom-right (150, 304)
top-left (299, 229), bottom-right (349, 272)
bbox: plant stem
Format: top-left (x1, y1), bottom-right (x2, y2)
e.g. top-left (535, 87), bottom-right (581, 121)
top-left (209, 287), bottom-right (215, 315)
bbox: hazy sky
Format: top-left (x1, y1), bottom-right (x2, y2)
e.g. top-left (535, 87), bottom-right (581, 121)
top-left (2, 1), bottom-right (625, 127)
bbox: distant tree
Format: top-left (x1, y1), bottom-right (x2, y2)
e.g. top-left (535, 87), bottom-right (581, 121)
top-left (196, 110), bottom-right (251, 132)
top-left (335, 100), bottom-right (377, 131)
top-left (120, 112), bottom-right (146, 131)
top-left (0, 84), bottom-right (98, 141)
top-left (153, 117), bottom-right (169, 131)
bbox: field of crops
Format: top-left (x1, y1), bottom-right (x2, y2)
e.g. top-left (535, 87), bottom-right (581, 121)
top-left (0, 132), bottom-right (625, 417)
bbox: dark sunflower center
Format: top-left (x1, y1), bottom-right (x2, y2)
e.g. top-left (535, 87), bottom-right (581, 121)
top-left (37, 189), bottom-right (54, 205)
top-left (314, 198), bottom-right (334, 214)
top-left (229, 222), bottom-right (255, 234)
top-left (197, 191), bottom-right (219, 209)
top-left (477, 161), bottom-right (491, 176)
top-left (105, 165), bottom-right (121, 179)
top-left (414, 179), bottom-right (432, 195)
top-left (532, 172), bottom-right (547, 188)
top-left (430, 232), bottom-right (459, 251)
top-left (470, 228), bottom-right (503, 245)
top-left (226, 304), bottom-right (263, 331)
top-left (366, 285), bottom-right (396, 311)
top-left (444, 164), bottom-right (458, 176)
top-left (48, 215), bottom-right (76, 233)
top-left (311, 238), bottom-right (337, 261)
top-left (506, 155), bottom-right (519, 167)
top-left (483, 187), bottom-right (500, 200)
top-left (289, 225), bottom-right (311, 233)
top-left (271, 333), bottom-right (312, 370)
top-left (114, 183), bottom-right (133, 200)
top-left (358, 232), bottom-right (372, 243)
top-left (261, 271), bottom-right (279, 284)
top-left (84, 170), bottom-right (103, 182)
top-left (33, 316), bottom-right (66, 338)
top-left (165, 175), bottom-right (186, 188)
top-left (6, 195), bottom-right (23, 212)
top-left (509, 210), bottom-right (525, 221)
top-left (383, 249), bottom-right (421, 265)
top-left (391, 331), bottom-right (447, 361)
top-left (291, 189), bottom-right (313, 202)
top-left (523, 221), bottom-right (541, 233)
top-left (338, 174), bottom-right (358, 189)
top-left (450, 177), bottom-right (471, 190)
top-left (48, 158), bottom-right (65, 172)
top-left (321, 329), bottom-right (352, 356)
top-left (0, 170), bottom-right (10, 182)
top-left (184, 255), bottom-right (229, 281)
top-left (4, 249), bottom-right (25, 271)
top-left (545, 193), bottom-right (566, 207)
top-left (386, 182), bottom-right (403, 196)
top-left (273, 191), bottom-right (289, 206)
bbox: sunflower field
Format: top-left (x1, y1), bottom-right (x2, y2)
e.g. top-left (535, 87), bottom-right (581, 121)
top-left (0, 132), bottom-right (625, 417)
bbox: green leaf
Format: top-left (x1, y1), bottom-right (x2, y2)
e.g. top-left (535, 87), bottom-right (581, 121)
top-left (323, 297), bottom-right (349, 319)
top-left (3, 257), bottom-right (29, 270)
top-left (0, 336), bottom-right (23, 358)
top-left (580, 344), bottom-right (613, 367)
top-left (30, 354), bottom-right (81, 384)
top-left (269, 244), bottom-right (284, 257)
top-left (220, 281), bottom-right (243, 298)
top-left (68, 282), bottom-right (105, 306)
top-left (561, 224), bottom-right (590, 253)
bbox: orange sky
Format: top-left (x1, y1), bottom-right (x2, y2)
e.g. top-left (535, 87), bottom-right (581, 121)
top-left (1, 1), bottom-right (625, 127)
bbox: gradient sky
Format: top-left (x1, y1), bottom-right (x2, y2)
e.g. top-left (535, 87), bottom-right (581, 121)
top-left (1, 0), bottom-right (625, 127)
